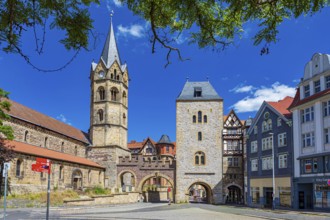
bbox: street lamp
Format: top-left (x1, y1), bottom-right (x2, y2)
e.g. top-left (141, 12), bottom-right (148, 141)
top-left (269, 132), bottom-right (275, 210)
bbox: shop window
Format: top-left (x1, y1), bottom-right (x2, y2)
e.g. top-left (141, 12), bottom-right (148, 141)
top-left (251, 187), bottom-right (260, 204)
top-left (279, 187), bottom-right (291, 208)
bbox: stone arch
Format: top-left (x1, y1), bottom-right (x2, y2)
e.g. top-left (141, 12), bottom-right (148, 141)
top-left (186, 181), bottom-right (213, 204)
top-left (117, 170), bottom-right (137, 188)
top-left (225, 184), bottom-right (243, 204)
top-left (224, 183), bottom-right (242, 192)
top-left (137, 173), bottom-right (174, 192)
top-left (72, 169), bottom-right (83, 190)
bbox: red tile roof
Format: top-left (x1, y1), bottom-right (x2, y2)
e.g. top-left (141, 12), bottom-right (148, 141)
top-left (289, 88), bottom-right (330, 110)
top-left (4, 99), bottom-right (90, 144)
top-left (267, 96), bottom-right (293, 118)
top-left (5, 140), bottom-right (104, 169)
top-left (127, 137), bottom-right (156, 150)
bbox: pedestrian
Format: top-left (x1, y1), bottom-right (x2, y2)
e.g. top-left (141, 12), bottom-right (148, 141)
top-left (168, 198), bottom-right (171, 205)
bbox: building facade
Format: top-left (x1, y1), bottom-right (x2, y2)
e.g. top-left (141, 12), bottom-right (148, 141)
top-left (247, 97), bottom-right (294, 208)
top-left (222, 110), bottom-right (244, 204)
top-left (290, 53), bottom-right (330, 210)
top-left (175, 81), bottom-right (224, 204)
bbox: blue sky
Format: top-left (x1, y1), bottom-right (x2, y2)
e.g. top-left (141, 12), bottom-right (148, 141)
top-left (1, 1), bottom-right (330, 143)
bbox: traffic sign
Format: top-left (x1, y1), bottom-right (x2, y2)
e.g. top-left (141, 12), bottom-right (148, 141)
top-left (32, 158), bottom-right (51, 174)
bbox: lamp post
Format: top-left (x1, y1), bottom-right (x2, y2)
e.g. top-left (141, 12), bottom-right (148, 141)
top-left (269, 132), bottom-right (275, 210)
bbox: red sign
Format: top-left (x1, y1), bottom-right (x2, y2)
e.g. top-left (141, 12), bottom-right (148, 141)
top-left (328, 179), bottom-right (330, 186)
top-left (167, 187), bottom-right (171, 192)
top-left (32, 158), bottom-right (51, 174)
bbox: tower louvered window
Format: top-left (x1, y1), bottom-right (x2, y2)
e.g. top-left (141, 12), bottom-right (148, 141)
top-left (198, 111), bottom-right (202, 123)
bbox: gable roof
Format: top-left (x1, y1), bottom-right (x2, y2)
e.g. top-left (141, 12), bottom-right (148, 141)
top-left (247, 96), bottom-right (293, 135)
top-left (176, 81), bottom-right (222, 101)
top-left (5, 99), bottom-right (90, 144)
top-left (267, 96), bottom-right (293, 118)
top-left (289, 87), bottom-right (330, 110)
top-left (223, 109), bottom-right (243, 127)
top-left (127, 137), bottom-right (156, 150)
top-left (6, 140), bottom-right (104, 169)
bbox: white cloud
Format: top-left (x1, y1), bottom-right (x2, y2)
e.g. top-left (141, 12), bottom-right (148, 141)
top-left (113, 0), bottom-right (122, 7)
top-left (230, 84), bottom-right (255, 93)
top-left (118, 24), bottom-right (145, 38)
top-left (231, 82), bottom-right (296, 113)
top-left (56, 114), bottom-right (72, 126)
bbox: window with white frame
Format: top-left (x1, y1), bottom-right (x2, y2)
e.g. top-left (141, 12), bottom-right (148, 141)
top-left (251, 141), bottom-right (258, 153)
top-left (279, 154), bottom-right (288, 168)
top-left (251, 159), bottom-right (258, 171)
top-left (304, 84), bottom-right (310, 98)
top-left (262, 156), bottom-right (273, 170)
top-left (326, 75), bottom-right (330, 89)
top-left (262, 136), bottom-right (273, 151)
top-left (325, 128), bottom-right (330, 144)
top-left (277, 117), bottom-right (282, 127)
top-left (323, 100), bottom-right (330, 117)
top-left (314, 80), bottom-right (321, 93)
top-left (301, 106), bottom-right (314, 123)
top-left (278, 133), bottom-right (287, 147)
top-left (302, 132), bottom-right (315, 148)
top-left (254, 126), bottom-right (258, 134)
top-left (228, 157), bottom-right (239, 167)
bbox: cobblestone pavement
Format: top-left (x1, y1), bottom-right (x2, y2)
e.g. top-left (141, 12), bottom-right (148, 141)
top-left (1, 203), bottom-right (330, 220)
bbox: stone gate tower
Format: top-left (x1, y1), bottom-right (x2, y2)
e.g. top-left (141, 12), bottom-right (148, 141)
top-left (88, 17), bottom-right (130, 188)
top-left (176, 81), bottom-right (224, 204)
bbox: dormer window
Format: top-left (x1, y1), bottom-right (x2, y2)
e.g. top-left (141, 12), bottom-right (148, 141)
top-left (314, 80), bottom-right (320, 93)
top-left (194, 87), bottom-right (202, 97)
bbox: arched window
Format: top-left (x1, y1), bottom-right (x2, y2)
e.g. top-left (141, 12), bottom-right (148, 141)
top-left (198, 111), bottom-right (202, 123)
top-left (44, 137), bottom-right (48, 148)
top-left (110, 87), bottom-right (119, 101)
top-left (195, 152), bottom-right (205, 165)
top-left (24, 130), bottom-right (28, 142)
top-left (123, 91), bottom-right (127, 105)
top-left (59, 165), bottom-right (64, 180)
top-left (98, 87), bottom-right (105, 100)
top-left (61, 142), bottom-right (64, 152)
top-left (88, 170), bottom-right (92, 183)
top-left (98, 171), bottom-right (102, 183)
top-left (267, 119), bottom-right (272, 131)
top-left (123, 113), bottom-right (126, 125)
top-left (193, 115), bottom-right (196, 123)
top-left (262, 121), bottom-right (267, 132)
top-left (114, 69), bottom-right (117, 80)
top-left (204, 115), bottom-right (207, 123)
top-left (74, 146), bottom-right (78, 156)
top-left (198, 132), bottom-right (202, 141)
top-left (98, 109), bottom-right (104, 122)
top-left (16, 159), bottom-right (22, 177)
top-left (116, 75), bottom-right (120, 81)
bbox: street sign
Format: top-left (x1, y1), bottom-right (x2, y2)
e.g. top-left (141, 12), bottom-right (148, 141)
top-left (32, 158), bottom-right (51, 174)
top-left (2, 162), bottom-right (10, 177)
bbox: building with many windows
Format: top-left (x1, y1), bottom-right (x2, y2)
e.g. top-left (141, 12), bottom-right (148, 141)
top-left (247, 96), bottom-right (294, 208)
top-left (289, 53), bottom-right (330, 210)
top-left (222, 110), bottom-right (245, 204)
top-left (176, 81), bottom-right (224, 204)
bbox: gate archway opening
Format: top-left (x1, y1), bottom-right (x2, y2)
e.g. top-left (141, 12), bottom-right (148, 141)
top-left (226, 185), bottom-right (242, 204)
top-left (187, 182), bottom-right (212, 204)
top-left (117, 170), bottom-right (136, 192)
top-left (138, 173), bottom-right (174, 203)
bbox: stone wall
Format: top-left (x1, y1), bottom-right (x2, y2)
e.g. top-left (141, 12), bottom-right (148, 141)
top-left (176, 100), bottom-right (224, 204)
top-left (8, 153), bottom-right (104, 195)
top-left (6, 119), bottom-right (87, 157)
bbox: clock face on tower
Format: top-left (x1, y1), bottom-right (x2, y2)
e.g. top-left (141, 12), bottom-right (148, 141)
top-left (98, 71), bottom-right (105, 78)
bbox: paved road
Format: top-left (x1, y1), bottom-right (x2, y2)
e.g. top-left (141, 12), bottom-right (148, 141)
top-left (1, 203), bottom-right (330, 220)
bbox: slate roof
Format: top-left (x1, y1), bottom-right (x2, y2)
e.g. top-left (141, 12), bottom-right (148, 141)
top-left (4, 99), bottom-right (90, 144)
top-left (100, 18), bottom-right (121, 68)
top-left (176, 81), bottom-right (222, 101)
top-left (267, 96), bottom-right (293, 118)
top-left (6, 140), bottom-right (104, 169)
top-left (157, 135), bottom-right (172, 144)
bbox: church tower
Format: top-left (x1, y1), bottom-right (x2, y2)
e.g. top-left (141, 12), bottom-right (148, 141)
top-left (89, 16), bottom-right (130, 188)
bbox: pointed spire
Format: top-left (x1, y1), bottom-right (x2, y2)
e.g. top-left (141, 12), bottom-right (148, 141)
top-left (100, 12), bottom-right (121, 68)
